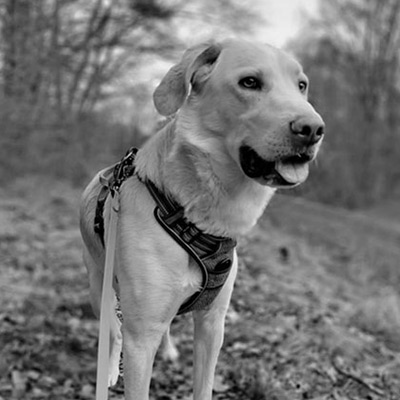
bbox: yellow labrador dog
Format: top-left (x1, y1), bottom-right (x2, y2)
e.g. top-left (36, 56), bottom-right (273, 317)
top-left (80, 39), bottom-right (324, 400)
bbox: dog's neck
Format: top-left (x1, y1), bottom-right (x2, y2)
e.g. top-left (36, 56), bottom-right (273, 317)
top-left (135, 118), bottom-right (275, 238)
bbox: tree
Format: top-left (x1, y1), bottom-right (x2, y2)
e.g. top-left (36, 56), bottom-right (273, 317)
top-left (1, 0), bottom-right (182, 118)
top-left (290, 0), bottom-right (400, 206)
top-left (0, 0), bottom-right (262, 118)
top-left (0, 0), bottom-right (263, 181)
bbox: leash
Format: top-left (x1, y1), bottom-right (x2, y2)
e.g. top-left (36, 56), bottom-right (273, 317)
top-left (96, 190), bottom-right (119, 400)
top-left (94, 148), bottom-right (138, 400)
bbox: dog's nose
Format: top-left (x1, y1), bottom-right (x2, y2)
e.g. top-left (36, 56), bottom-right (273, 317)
top-left (290, 117), bottom-right (325, 146)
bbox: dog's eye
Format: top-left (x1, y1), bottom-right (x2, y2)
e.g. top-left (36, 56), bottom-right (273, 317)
top-left (298, 81), bottom-right (307, 93)
top-left (239, 77), bottom-right (262, 90)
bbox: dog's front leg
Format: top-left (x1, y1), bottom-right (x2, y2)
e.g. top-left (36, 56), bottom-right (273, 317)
top-left (119, 280), bottom-right (179, 400)
top-left (120, 285), bottom-right (179, 400)
top-left (121, 321), bottom-right (167, 400)
top-left (193, 254), bottom-right (238, 400)
top-left (117, 252), bottom-right (187, 399)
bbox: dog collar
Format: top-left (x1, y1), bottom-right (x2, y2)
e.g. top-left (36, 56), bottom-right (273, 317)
top-left (94, 147), bottom-right (237, 315)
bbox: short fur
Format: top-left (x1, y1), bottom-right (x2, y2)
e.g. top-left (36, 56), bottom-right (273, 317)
top-left (80, 38), bottom-right (324, 400)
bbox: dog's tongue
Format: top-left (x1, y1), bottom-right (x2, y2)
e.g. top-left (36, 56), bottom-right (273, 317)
top-left (275, 161), bottom-right (309, 184)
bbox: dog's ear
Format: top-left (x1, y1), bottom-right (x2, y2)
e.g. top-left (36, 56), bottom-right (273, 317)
top-left (153, 42), bottom-right (222, 116)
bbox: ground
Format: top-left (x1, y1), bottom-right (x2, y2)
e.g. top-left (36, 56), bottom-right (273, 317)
top-left (1, 177), bottom-right (400, 400)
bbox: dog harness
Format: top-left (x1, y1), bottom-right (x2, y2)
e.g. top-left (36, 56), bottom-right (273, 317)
top-left (94, 148), bottom-right (237, 315)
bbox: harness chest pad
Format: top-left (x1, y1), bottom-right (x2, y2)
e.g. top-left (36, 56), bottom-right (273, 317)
top-left (150, 195), bottom-right (237, 314)
top-left (94, 148), bottom-right (237, 315)
top-left (180, 237), bottom-right (236, 313)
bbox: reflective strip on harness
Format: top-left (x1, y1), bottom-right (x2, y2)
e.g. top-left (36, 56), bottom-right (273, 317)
top-left (146, 180), bottom-right (236, 314)
top-left (94, 147), bottom-right (237, 315)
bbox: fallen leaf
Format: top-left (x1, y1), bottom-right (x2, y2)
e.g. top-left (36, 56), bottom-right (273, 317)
top-left (11, 370), bottom-right (27, 399)
top-left (80, 383), bottom-right (95, 399)
top-left (213, 374), bottom-right (230, 393)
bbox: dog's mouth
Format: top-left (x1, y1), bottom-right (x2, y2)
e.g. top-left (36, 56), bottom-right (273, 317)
top-left (239, 145), bottom-right (313, 188)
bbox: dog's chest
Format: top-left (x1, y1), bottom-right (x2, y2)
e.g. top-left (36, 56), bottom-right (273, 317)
top-left (192, 184), bottom-right (276, 237)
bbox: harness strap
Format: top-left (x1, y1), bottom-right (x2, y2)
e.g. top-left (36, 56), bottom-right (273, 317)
top-left (94, 148), bottom-right (138, 246)
top-left (94, 165), bottom-right (116, 246)
top-left (144, 180), bottom-right (226, 252)
top-left (144, 179), bottom-right (235, 314)
top-left (96, 192), bottom-right (119, 400)
top-left (153, 207), bottom-right (209, 314)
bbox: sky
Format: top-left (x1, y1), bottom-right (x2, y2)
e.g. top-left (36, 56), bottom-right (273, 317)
top-left (254, 0), bottom-right (320, 47)
top-left (173, 0), bottom-right (320, 49)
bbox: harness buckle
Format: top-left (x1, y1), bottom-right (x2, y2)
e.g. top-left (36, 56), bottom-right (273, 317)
top-left (94, 148), bottom-right (138, 246)
top-left (162, 207), bottom-right (185, 225)
top-left (181, 223), bottom-right (200, 244)
top-left (112, 147), bottom-right (138, 192)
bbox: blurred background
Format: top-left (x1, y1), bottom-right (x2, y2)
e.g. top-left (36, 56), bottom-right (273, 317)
top-left (1, 0), bottom-right (399, 208)
top-left (2, 1), bottom-right (400, 399)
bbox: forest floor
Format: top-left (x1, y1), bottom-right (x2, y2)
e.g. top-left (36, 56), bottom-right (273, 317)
top-left (1, 176), bottom-right (400, 400)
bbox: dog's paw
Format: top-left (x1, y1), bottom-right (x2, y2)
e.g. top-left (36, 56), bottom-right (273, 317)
top-left (160, 333), bottom-right (179, 362)
top-left (108, 366), bottom-right (120, 388)
top-left (161, 341), bottom-right (179, 362)
top-left (108, 350), bottom-right (121, 387)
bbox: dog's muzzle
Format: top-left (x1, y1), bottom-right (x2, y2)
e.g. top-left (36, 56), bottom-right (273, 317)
top-left (239, 145), bottom-right (313, 188)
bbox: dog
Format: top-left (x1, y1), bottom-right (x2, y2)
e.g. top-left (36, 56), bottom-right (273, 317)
top-left (80, 38), bottom-right (325, 400)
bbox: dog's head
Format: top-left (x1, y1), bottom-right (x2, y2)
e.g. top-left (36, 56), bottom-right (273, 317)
top-left (153, 39), bottom-right (325, 189)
